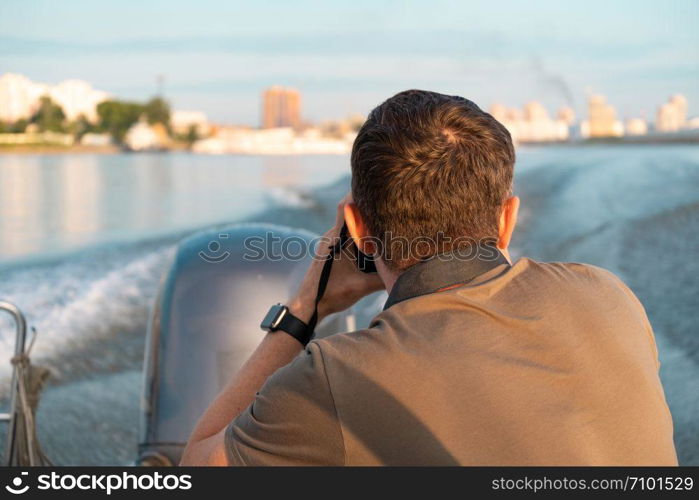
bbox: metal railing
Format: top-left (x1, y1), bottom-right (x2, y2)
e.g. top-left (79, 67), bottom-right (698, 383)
top-left (0, 301), bottom-right (28, 465)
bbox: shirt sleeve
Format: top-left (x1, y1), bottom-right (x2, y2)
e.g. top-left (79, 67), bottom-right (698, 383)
top-left (225, 340), bottom-right (345, 465)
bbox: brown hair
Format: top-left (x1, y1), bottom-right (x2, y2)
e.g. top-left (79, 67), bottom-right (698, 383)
top-left (351, 90), bottom-right (515, 271)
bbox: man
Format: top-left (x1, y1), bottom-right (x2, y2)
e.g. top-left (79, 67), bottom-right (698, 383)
top-left (181, 90), bottom-right (677, 465)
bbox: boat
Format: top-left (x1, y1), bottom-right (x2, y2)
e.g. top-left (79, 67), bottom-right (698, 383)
top-left (135, 223), bottom-right (384, 465)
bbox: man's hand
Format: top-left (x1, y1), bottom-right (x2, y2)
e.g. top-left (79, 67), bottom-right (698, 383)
top-left (288, 193), bottom-right (385, 325)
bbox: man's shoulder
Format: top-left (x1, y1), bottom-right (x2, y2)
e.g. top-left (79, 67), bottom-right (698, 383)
top-left (517, 258), bottom-right (631, 293)
top-left (513, 258), bottom-right (650, 323)
top-left (520, 257), bottom-right (614, 277)
top-left (310, 259), bottom-right (646, 364)
top-left (309, 318), bottom-right (400, 378)
top-left (311, 324), bottom-right (388, 359)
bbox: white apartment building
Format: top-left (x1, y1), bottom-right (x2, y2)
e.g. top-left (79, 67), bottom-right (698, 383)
top-left (171, 110), bottom-right (210, 136)
top-left (0, 73), bottom-right (49, 122)
top-left (0, 73), bottom-right (109, 123)
top-left (49, 79), bottom-right (110, 122)
top-left (490, 101), bottom-right (570, 143)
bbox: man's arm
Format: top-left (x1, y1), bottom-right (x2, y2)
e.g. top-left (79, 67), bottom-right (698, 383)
top-left (180, 195), bottom-right (383, 465)
top-left (179, 330), bottom-right (303, 465)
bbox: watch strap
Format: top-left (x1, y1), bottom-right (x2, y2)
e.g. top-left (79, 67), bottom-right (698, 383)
top-left (277, 310), bottom-right (314, 346)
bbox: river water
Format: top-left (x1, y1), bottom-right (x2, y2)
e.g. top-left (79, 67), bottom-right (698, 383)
top-left (0, 146), bottom-right (697, 465)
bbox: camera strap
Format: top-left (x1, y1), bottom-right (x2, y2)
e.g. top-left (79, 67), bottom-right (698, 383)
top-left (307, 224), bottom-right (374, 339)
top-left (306, 236), bottom-right (342, 339)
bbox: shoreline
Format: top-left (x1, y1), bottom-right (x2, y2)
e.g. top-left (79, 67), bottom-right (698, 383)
top-left (0, 142), bottom-right (193, 154)
top-left (1, 138), bottom-right (697, 155)
top-left (0, 144), bottom-right (122, 154)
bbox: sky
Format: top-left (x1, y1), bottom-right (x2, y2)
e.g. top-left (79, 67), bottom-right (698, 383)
top-left (1, 0), bottom-right (698, 125)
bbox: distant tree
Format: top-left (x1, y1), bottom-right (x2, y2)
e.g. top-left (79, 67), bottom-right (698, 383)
top-left (185, 124), bottom-right (199, 146)
top-left (67, 114), bottom-right (95, 141)
top-left (0, 121), bottom-right (6, 133)
top-left (30, 96), bottom-right (66, 132)
top-left (144, 97), bottom-right (171, 128)
top-left (10, 118), bottom-right (29, 133)
top-left (96, 100), bottom-right (144, 143)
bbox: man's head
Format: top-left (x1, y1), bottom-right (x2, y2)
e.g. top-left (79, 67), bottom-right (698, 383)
top-left (346, 89), bottom-right (518, 273)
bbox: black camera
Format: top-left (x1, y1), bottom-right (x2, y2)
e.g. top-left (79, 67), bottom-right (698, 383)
top-left (339, 223), bottom-right (377, 274)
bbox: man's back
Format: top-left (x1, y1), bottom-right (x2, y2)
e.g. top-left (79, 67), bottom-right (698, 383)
top-left (226, 258), bottom-right (677, 465)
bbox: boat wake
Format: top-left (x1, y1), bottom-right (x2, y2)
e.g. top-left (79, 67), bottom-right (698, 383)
top-left (0, 239), bottom-right (177, 387)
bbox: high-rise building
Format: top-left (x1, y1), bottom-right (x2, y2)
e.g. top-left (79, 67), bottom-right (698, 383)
top-left (262, 86), bottom-right (301, 129)
top-left (557, 106), bottom-right (576, 126)
top-left (656, 94), bottom-right (688, 132)
top-left (625, 118), bottom-right (648, 136)
top-left (489, 103), bottom-right (507, 123)
top-left (582, 94), bottom-right (623, 138)
top-left (523, 101), bottom-right (549, 122)
top-left (488, 102), bottom-right (569, 143)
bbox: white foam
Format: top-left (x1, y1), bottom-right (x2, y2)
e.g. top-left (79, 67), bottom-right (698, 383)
top-left (0, 244), bottom-right (175, 382)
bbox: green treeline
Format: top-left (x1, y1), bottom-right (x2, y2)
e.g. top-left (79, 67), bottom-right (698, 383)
top-left (0, 96), bottom-right (171, 144)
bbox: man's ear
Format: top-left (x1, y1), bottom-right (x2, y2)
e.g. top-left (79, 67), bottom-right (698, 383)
top-left (497, 196), bottom-right (520, 250)
top-left (344, 202), bottom-right (376, 254)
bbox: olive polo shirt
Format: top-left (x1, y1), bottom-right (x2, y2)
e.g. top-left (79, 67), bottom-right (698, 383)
top-left (225, 257), bottom-right (677, 465)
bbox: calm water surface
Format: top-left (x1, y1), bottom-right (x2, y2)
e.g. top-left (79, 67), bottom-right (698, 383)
top-left (0, 153), bottom-right (350, 262)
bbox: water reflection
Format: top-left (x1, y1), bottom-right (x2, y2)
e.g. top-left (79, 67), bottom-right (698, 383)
top-left (0, 153), bottom-right (350, 263)
top-left (0, 156), bottom-right (43, 256)
top-left (262, 156), bottom-right (305, 188)
top-left (59, 155), bottom-right (103, 241)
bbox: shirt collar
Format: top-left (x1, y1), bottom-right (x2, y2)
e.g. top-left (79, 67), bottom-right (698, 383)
top-left (383, 245), bottom-right (510, 310)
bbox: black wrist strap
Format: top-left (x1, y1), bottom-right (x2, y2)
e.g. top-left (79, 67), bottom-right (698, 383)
top-left (277, 311), bottom-right (314, 346)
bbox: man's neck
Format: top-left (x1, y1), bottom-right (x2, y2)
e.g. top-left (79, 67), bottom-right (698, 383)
top-left (376, 261), bottom-right (400, 294)
top-left (500, 247), bottom-right (513, 264)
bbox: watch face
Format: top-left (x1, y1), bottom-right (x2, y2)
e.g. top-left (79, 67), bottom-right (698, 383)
top-left (260, 304), bottom-right (286, 331)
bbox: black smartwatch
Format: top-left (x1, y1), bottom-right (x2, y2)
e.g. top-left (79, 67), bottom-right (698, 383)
top-left (260, 303), bottom-right (313, 346)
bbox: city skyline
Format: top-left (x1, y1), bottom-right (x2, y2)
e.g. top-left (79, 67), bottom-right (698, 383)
top-left (1, 71), bottom-right (693, 132)
top-left (1, 0), bottom-right (697, 123)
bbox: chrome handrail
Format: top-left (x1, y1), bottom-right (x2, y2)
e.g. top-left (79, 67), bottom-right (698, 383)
top-left (0, 301), bottom-right (28, 465)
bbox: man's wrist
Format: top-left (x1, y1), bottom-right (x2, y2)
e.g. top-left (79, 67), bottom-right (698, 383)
top-left (288, 293), bottom-right (322, 325)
